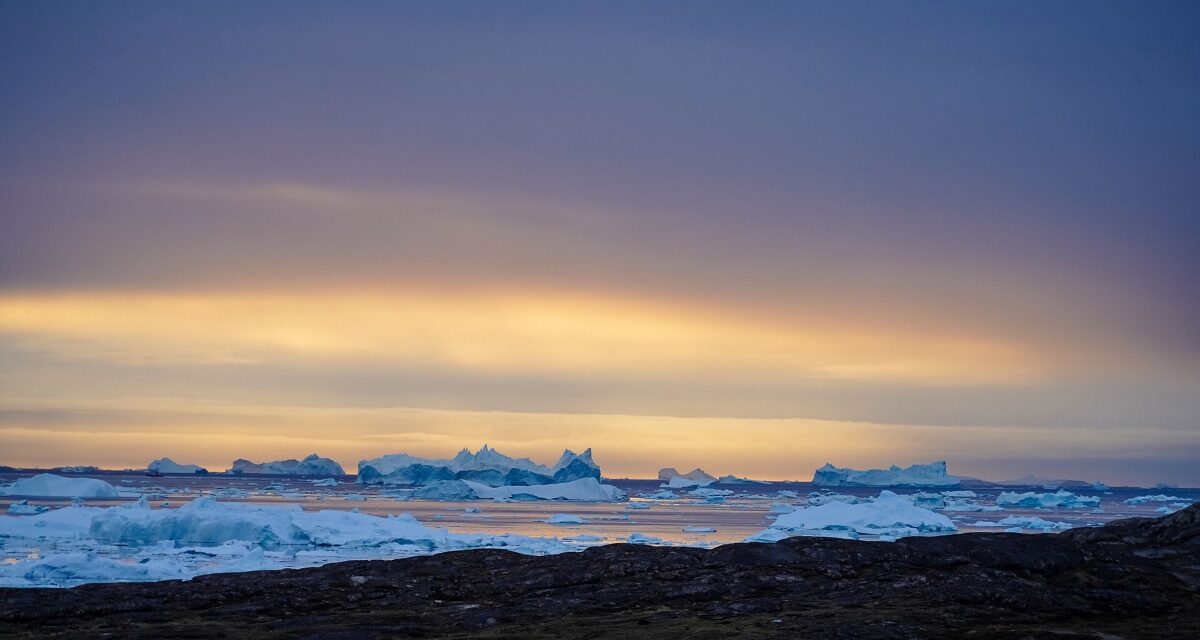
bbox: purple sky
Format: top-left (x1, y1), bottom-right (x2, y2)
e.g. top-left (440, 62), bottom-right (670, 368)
top-left (1, 2), bottom-right (1197, 483)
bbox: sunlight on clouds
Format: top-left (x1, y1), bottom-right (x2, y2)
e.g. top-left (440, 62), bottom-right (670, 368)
top-left (0, 290), bottom-right (1043, 385)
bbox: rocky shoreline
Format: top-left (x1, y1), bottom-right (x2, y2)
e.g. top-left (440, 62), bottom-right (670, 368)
top-left (2, 504), bottom-right (1197, 639)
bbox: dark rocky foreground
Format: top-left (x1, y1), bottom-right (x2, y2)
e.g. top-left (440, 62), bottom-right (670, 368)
top-left (2, 505), bottom-right (1198, 639)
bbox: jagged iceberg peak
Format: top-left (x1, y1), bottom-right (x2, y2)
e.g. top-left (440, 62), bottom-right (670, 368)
top-left (553, 448), bottom-right (597, 472)
top-left (812, 461), bottom-right (960, 487)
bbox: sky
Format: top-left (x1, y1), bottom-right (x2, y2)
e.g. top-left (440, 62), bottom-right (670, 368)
top-left (1, 1), bottom-right (1198, 485)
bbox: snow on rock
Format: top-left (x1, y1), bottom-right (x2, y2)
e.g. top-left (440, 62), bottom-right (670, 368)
top-left (462, 477), bottom-right (626, 502)
top-left (230, 454), bottom-right (345, 476)
top-left (1, 474), bottom-right (119, 499)
top-left (358, 445), bottom-right (600, 487)
top-left (545, 514), bottom-right (587, 525)
top-left (750, 490), bottom-right (956, 541)
top-left (147, 458), bottom-right (208, 475)
top-left (812, 461), bottom-right (960, 487)
top-left (996, 490), bottom-right (1100, 509)
top-left (658, 467), bottom-right (717, 488)
top-left (1124, 494), bottom-right (1192, 505)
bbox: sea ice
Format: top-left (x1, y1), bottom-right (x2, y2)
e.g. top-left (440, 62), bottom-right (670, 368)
top-left (1124, 494), bottom-right (1191, 505)
top-left (995, 515), bottom-right (1073, 531)
top-left (462, 477), bottom-right (626, 502)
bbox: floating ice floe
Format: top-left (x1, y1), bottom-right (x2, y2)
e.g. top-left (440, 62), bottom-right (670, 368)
top-left (805, 493), bottom-right (863, 506)
top-left (147, 458), bottom-right (209, 475)
top-left (463, 477), bottom-right (627, 502)
top-left (812, 461), bottom-right (961, 487)
top-left (747, 490), bottom-right (956, 542)
top-left (993, 515), bottom-right (1073, 531)
top-left (769, 502), bottom-right (797, 514)
top-left (1, 474), bottom-right (119, 499)
top-left (627, 533), bottom-right (663, 544)
top-left (310, 478), bottom-right (339, 487)
top-left (230, 454), bottom-right (345, 476)
top-left (545, 513), bottom-right (587, 525)
top-left (643, 489), bottom-right (677, 500)
top-left (995, 490), bottom-right (1100, 509)
top-left (682, 526), bottom-right (715, 533)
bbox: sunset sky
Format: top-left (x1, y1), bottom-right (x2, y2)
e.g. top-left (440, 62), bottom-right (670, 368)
top-left (1, 2), bottom-right (1197, 484)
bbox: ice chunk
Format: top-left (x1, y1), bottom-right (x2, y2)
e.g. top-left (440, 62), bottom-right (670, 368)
top-left (751, 490), bottom-right (956, 541)
top-left (812, 461), bottom-right (960, 487)
top-left (230, 454), bottom-right (345, 476)
top-left (7, 500), bottom-right (48, 515)
top-left (643, 489), bottom-right (677, 500)
top-left (1, 474), bottom-right (119, 499)
top-left (995, 490), bottom-right (1100, 509)
top-left (310, 478), bottom-right (339, 487)
top-left (462, 477), bottom-right (626, 502)
top-left (682, 526), bottom-right (715, 533)
top-left (627, 532), bottom-right (663, 544)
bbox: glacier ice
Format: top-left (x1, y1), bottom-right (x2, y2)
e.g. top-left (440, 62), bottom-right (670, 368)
top-left (812, 461), bottom-right (961, 487)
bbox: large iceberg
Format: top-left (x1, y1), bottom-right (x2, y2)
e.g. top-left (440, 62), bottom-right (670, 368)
top-left (658, 467), bottom-right (717, 488)
top-left (229, 454), bottom-right (345, 476)
top-left (0, 474), bottom-right (119, 499)
top-left (358, 445), bottom-right (600, 487)
top-left (812, 461), bottom-right (961, 487)
top-left (995, 490), bottom-right (1100, 509)
top-left (147, 458), bottom-right (209, 475)
top-left (749, 490), bottom-right (957, 541)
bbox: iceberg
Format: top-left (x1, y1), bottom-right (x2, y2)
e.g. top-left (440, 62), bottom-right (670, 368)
top-left (147, 458), bottom-right (209, 475)
top-left (1, 474), bottom-right (119, 499)
top-left (750, 490), bottom-right (956, 541)
top-left (715, 474), bottom-right (768, 485)
top-left (812, 461), bottom-right (961, 487)
top-left (7, 500), bottom-right (48, 515)
top-left (995, 490), bottom-right (1100, 509)
top-left (462, 477), bottom-right (626, 502)
top-left (358, 445), bottom-right (600, 487)
top-left (229, 454), bottom-right (345, 476)
top-left (658, 467), bottom-right (717, 488)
